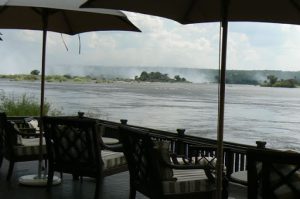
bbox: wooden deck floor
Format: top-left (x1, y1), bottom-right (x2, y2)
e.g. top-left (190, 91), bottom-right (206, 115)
top-left (0, 160), bottom-right (247, 199)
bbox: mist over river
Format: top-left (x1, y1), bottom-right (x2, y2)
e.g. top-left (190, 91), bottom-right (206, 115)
top-left (1, 79), bottom-right (300, 151)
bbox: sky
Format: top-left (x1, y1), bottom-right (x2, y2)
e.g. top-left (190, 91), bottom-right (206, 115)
top-left (1, 12), bottom-right (300, 75)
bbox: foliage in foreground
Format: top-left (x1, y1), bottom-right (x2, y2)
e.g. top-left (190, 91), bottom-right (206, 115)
top-left (0, 93), bottom-right (62, 116)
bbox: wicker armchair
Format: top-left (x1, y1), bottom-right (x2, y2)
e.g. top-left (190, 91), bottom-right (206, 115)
top-left (248, 148), bottom-right (300, 199)
top-left (0, 112), bottom-right (46, 180)
top-left (43, 116), bottom-right (103, 198)
top-left (119, 125), bottom-right (218, 199)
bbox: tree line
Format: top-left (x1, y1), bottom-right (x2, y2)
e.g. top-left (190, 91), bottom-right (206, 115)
top-left (134, 71), bottom-right (188, 82)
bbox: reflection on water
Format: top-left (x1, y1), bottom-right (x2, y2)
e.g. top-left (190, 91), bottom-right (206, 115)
top-left (1, 79), bottom-right (300, 151)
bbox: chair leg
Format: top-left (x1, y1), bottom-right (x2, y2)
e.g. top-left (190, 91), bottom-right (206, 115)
top-left (6, 161), bottom-right (14, 181)
top-left (222, 174), bottom-right (229, 199)
top-left (0, 155), bottom-right (3, 168)
top-left (47, 167), bottom-right (54, 190)
top-left (129, 186), bottom-right (136, 199)
top-left (44, 158), bottom-right (48, 170)
top-left (94, 174), bottom-right (103, 199)
top-left (72, 174), bottom-right (79, 181)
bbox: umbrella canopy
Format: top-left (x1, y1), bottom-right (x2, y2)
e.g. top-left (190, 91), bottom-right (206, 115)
top-left (81, 0), bottom-right (300, 25)
top-left (0, 1), bottom-right (140, 33)
top-left (0, 0), bottom-right (140, 185)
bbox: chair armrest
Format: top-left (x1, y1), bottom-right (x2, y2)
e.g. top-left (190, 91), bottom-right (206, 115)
top-left (18, 129), bottom-right (43, 138)
top-left (18, 132), bottom-right (40, 137)
top-left (19, 128), bottom-right (36, 134)
top-left (103, 143), bottom-right (124, 152)
top-left (99, 136), bottom-right (123, 152)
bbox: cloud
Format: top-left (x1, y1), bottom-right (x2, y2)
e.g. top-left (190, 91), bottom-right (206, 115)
top-left (1, 14), bottom-right (300, 74)
top-left (86, 32), bottom-right (117, 49)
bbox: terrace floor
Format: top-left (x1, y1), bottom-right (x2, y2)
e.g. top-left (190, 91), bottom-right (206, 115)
top-left (0, 160), bottom-right (247, 199)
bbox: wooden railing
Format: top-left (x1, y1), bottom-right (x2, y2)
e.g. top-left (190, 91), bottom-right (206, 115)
top-left (7, 114), bottom-right (267, 185)
top-left (86, 116), bottom-right (266, 185)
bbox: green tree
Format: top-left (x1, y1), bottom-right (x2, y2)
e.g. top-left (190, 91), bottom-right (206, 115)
top-left (174, 75), bottom-right (181, 81)
top-left (267, 75), bottom-right (278, 85)
top-left (139, 71), bottom-right (149, 81)
top-left (30, 70), bottom-right (40, 75)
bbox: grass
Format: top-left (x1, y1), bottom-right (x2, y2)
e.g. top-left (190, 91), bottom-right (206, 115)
top-left (0, 92), bottom-right (62, 116)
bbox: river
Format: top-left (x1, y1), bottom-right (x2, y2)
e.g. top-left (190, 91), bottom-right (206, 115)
top-left (1, 79), bottom-right (300, 151)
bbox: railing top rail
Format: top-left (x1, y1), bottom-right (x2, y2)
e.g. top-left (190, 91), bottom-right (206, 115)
top-left (7, 115), bottom-right (257, 153)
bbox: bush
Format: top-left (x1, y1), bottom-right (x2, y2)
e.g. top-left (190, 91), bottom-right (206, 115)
top-left (30, 70), bottom-right (40, 75)
top-left (0, 92), bottom-right (62, 116)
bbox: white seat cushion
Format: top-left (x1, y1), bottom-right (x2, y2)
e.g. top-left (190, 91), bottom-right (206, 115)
top-left (162, 169), bottom-right (215, 195)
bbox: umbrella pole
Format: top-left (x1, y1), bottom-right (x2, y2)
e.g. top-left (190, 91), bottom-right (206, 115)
top-left (37, 11), bottom-right (48, 179)
top-left (18, 10), bottom-right (61, 186)
top-left (216, 0), bottom-right (229, 198)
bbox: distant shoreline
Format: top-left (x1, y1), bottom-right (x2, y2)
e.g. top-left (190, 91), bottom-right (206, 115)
top-left (0, 74), bottom-right (191, 84)
top-left (1, 72), bottom-right (299, 88)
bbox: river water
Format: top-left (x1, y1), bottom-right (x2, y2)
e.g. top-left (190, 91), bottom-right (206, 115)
top-left (1, 79), bottom-right (300, 151)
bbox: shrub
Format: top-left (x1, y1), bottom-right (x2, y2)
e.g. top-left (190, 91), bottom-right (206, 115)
top-left (0, 92), bottom-right (62, 116)
top-left (30, 70), bottom-right (40, 75)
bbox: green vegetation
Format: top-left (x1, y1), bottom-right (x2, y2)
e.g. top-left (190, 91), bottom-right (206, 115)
top-left (0, 74), bottom-right (39, 81)
top-left (0, 92), bottom-right (62, 116)
top-left (0, 73), bottom-right (122, 84)
top-left (215, 72), bottom-right (259, 85)
top-left (30, 70), bottom-right (40, 75)
top-left (134, 71), bottom-right (189, 83)
top-left (260, 75), bottom-right (298, 88)
top-left (2, 68), bottom-right (300, 86)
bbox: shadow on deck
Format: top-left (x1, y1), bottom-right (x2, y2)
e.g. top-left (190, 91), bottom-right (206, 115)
top-left (0, 160), bottom-right (246, 199)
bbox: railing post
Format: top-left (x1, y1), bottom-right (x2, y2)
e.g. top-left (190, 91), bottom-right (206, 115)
top-left (256, 141), bottom-right (266, 149)
top-left (175, 129), bottom-right (186, 157)
top-left (225, 149), bottom-right (234, 179)
top-left (78, 112), bottom-right (84, 118)
top-left (177, 129), bottom-right (185, 137)
top-left (120, 119), bottom-right (127, 125)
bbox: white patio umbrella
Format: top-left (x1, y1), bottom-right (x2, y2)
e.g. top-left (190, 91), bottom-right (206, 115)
top-left (81, 0), bottom-right (300, 197)
top-left (0, 0), bottom-right (140, 186)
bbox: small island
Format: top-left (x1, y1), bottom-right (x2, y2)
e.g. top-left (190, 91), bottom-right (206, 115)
top-left (134, 71), bottom-right (189, 83)
top-left (260, 75), bottom-right (298, 88)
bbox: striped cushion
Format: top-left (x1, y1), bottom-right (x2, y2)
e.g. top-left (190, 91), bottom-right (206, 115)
top-left (162, 169), bottom-right (215, 195)
top-left (13, 137), bottom-right (46, 156)
top-left (101, 150), bottom-right (127, 169)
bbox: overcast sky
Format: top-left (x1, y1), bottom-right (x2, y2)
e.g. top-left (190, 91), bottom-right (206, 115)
top-left (1, 12), bottom-right (300, 75)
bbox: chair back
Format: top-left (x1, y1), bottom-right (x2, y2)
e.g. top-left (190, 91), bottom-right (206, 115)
top-left (119, 125), bottom-right (163, 198)
top-left (43, 116), bottom-right (102, 177)
top-left (0, 112), bottom-right (19, 158)
top-left (247, 149), bottom-right (300, 199)
top-left (0, 112), bottom-right (6, 160)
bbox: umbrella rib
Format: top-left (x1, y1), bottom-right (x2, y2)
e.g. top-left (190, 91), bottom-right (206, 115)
top-left (31, 7), bottom-right (43, 16)
top-left (0, 6), bottom-right (8, 14)
top-left (290, 0), bottom-right (300, 12)
top-left (62, 12), bottom-right (74, 35)
top-left (183, 0), bottom-right (197, 24)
